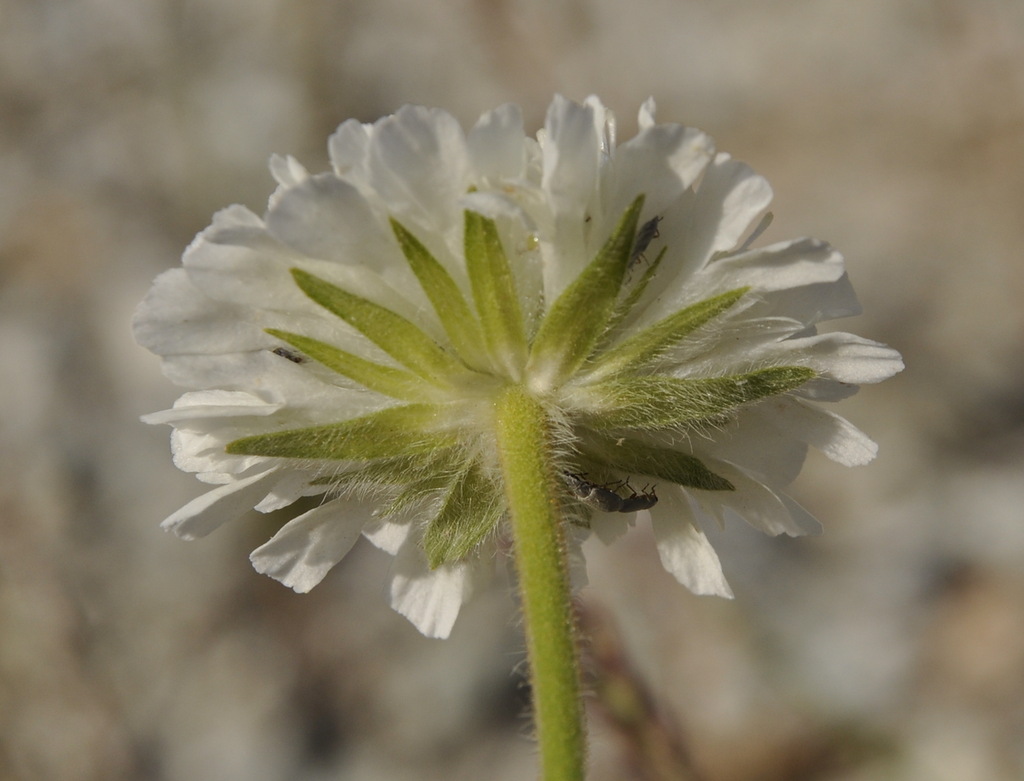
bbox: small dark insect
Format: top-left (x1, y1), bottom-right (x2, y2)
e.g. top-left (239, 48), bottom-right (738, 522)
top-left (272, 346), bottom-right (305, 364)
top-left (630, 215), bottom-right (662, 265)
top-left (564, 473), bottom-right (660, 513)
top-left (564, 472), bottom-right (624, 513)
top-left (618, 483), bottom-right (658, 512)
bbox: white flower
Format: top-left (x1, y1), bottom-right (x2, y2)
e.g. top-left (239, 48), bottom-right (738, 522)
top-left (134, 95), bottom-right (903, 637)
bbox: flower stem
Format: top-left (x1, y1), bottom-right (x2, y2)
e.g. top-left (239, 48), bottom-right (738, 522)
top-left (494, 385), bottom-right (585, 781)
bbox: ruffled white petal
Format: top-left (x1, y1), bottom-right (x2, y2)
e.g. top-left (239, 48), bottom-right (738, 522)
top-left (698, 154), bottom-right (774, 257)
top-left (666, 154), bottom-right (773, 282)
top-left (603, 124), bottom-right (713, 223)
top-left (254, 471), bottom-right (325, 513)
top-left (751, 272), bottom-right (862, 326)
top-left (367, 105), bottom-right (470, 233)
top-left (361, 518), bottom-right (412, 555)
top-left (249, 499), bottom-right (371, 592)
top-left (775, 332), bottom-right (905, 384)
top-left (540, 95), bottom-right (600, 219)
top-left (328, 119), bottom-right (371, 183)
top-left (708, 237), bottom-right (845, 291)
top-left (158, 350), bottom-right (389, 416)
top-left (184, 245), bottom-right (307, 312)
top-left (777, 493), bottom-right (823, 537)
top-left (764, 396), bottom-right (878, 466)
top-left (650, 486), bottom-right (733, 597)
top-left (269, 153), bottom-right (309, 189)
top-left (694, 461), bottom-right (821, 537)
top-left (467, 103), bottom-right (526, 182)
top-left (265, 173), bottom-right (394, 269)
top-left (583, 94), bottom-right (616, 157)
top-left (700, 408), bottom-right (810, 487)
top-left (161, 469), bottom-right (278, 540)
top-left (637, 97), bottom-right (658, 130)
top-left (132, 269), bottom-right (264, 357)
top-left (388, 541), bottom-right (475, 639)
top-left (141, 390), bottom-right (282, 425)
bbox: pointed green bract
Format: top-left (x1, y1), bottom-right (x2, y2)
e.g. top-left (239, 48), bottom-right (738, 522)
top-left (423, 460), bottom-right (503, 568)
top-left (308, 457), bottom-right (415, 488)
top-left (310, 448), bottom-right (460, 490)
top-left (226, 403), bottom-right (457, 460)
top-left (526, 196), bottom-right (644, 387)
top-left (377, 448), bottom-right (469, 518)
top-left (266, 328), bottom-right (431, 401)
top-left (389, 219), bottom-right (488, 368)
top-left (576, 366), bottom-right (816, 430)
top-left (464, 210), bottom-right (528, 378)
top-left (581, 436), bottom-right (734, 491)
top-left (290, 268), bottom-right (467, 387)
top-left (311, 449), bottom-right (468, 519)
top-left (588, 287), bottom-right (749, 380)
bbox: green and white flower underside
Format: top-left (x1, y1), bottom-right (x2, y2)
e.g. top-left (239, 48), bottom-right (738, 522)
top-left (135, 96), bottom-right (903, 637)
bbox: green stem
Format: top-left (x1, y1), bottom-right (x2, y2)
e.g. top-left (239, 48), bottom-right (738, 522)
top-left (493, 385), bottom-right (585, 781)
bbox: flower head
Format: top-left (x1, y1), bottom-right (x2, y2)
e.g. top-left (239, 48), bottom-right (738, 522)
top-left (135, 95), bottom-right (903, 637)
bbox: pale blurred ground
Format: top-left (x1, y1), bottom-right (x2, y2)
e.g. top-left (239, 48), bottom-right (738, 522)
top-left (2, 1), bottom-right (1023, 780)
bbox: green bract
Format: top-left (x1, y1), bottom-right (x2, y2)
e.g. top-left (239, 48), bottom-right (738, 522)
top-left (225, 197), bottom-right (816, 570)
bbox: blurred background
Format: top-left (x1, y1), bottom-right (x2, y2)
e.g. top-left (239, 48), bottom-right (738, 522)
top-left (2, 1), bottom-right (1023, 779)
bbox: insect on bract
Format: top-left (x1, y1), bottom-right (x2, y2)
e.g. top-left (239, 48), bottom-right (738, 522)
top-left (630, 215), bottom-right (662, 266)
top-left (564, 472), bottom-right (658, 514)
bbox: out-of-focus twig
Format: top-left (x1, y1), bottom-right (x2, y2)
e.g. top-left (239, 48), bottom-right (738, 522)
top-left (578, 601), bottom-right (706, 781)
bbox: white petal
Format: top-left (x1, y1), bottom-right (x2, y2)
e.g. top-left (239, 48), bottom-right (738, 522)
top-left (163, 352), bottom-right (316, 405)
top-left (668, 154), bottom-right (773, 278)
top-left (161, 469), bottom-right (277, 540)
top-left (584, 94), bottom-right (615, 155)
top-left (467, 103), bottom-right (526, 181)
top-left (141, 390), bottom-right (282, 425)
top-left (702, 409), bottom-right (810, 487)
top-left (602, 124), bottom-right (713, 228)
top-left (650, 486), bottom-right (733, 597)
top-left (254, 471), bottom-right (325, 513)
top-left (752, 272), bottom-right (862, 326)
top-left (168, 425), bottom-right (280, 479)
top-left (777, 493), bottom-right (823, 537)
top-left (700, 154), bottom-right (774, 255)
top-left (694, 461), bottom-right (820, 537)
top-left (461, 190), bottom-right (538, 229)
top-left (249, 499), bottom-right (370, 592)
top-left (182, 231), bottom-right (312, 312)
top-left (368, 105), bottom-right (470, 233)
top-left (775, 332), bottom-right (905, 384)
top-left (388, 542), bottom-right (475, 638)
top-left (764, 396), bottom-right (879, 466)
top-left (637, 97), bottom-right (657, 130)
top-left (708, 237), bottom-right (845, 291)
top-left (361, 518), bottom-right (412, 555)
top-left (132, 269), bottom-right (264, 357)
top-left (269, 153), bottom-right (309, 188)
top-left (264, 173), bottom-right (394, 268)
top-left (160, 352), bottom-right (388, 422)
top-left (328, 119), bottom-right (371, 181)
top-left (204, 204), bottom-right (267, 240)
top-left (540, 95), bottom-right (599, 218)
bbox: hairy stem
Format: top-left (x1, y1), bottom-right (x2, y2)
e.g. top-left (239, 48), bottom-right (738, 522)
top-left (493, 385), bottom-right (585, 781)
